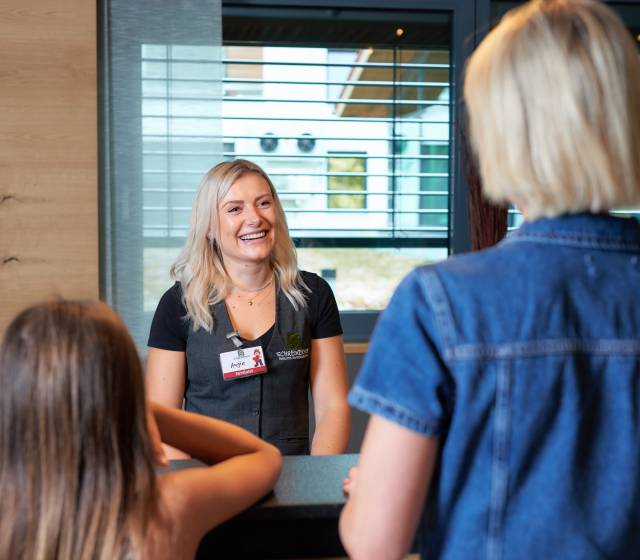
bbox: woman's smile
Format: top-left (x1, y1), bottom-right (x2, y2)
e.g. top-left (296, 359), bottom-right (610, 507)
top-left (216, 172), bottom-right (277, 266)
top-left (239, 230), bottom-right (268, 242)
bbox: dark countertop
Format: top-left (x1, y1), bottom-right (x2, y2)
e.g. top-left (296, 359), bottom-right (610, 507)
top-left (166, 454), bottom-right (359, 558)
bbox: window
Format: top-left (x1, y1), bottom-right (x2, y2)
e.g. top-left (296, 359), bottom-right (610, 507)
top-left (327, 154), bottom-right (366, 209)
top-left (220, 6), bottom-right (455, 317)
top-left (140, 44), bottom-right (224, 313)
top-left (101, 0), bottom-right (476, 344)
top-left (419, 143), bottom-right (448, 228)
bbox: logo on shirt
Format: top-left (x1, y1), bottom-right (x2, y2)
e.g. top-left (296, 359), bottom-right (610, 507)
top-left (275, 348), bottom-right (309, 361)
top-left (286, 331), bottom-right (303, 350)
top-left (275, 332), bottom-right (308, 360)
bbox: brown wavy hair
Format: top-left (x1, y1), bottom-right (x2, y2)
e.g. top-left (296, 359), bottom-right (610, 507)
top-left (462, 115), bottom-right (508, 251)
top-left (0, 300), bottom-right (158, 560)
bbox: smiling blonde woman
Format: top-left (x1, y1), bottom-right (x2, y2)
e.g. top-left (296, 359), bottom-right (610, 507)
top-left (146, 159), bottom-right (350, 457)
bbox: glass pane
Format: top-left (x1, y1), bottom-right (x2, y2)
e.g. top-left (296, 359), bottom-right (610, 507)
top-left (143, 245), bottom-right (447, 313)
top-left (104, 0), bottom-right (223, 347)
top-left (221, 6), bottom-right (452, 240)
top-left (297, 247), bottom-right (448, 310)
top-left (144, 247), bottom-right (181, 312)
top-left (136, 6), bottom-right (452, 316)
top-left (141, 44), bottom-right (222, 242)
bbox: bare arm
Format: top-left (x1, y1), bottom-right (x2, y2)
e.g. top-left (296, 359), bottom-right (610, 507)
top-left (151, 402), bottom-right (282, 550)
top-left (310, 335), bottom-right (350, 455)
top-left (339, 415), bottom-right (439, 560)
top-left (146, 347), bottom-right (189, 459)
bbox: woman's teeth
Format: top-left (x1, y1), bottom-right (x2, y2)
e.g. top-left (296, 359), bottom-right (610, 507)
top-left (240, 231), bottom-right (266, 241)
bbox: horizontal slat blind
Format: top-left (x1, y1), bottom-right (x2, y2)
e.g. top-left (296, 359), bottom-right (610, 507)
top-left (142, 45), bottom-right (451, 242)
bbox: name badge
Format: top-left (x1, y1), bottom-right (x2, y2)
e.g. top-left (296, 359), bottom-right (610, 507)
top-left (220, 345), bottom-right (267, 381)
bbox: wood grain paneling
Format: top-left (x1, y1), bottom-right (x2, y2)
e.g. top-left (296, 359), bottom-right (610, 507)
top-left (344, 342), bottom-right (368, 355)
top-left (0, 0), bottom-right (98, 333)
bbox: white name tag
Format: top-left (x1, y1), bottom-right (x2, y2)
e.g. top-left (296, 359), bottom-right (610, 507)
top-left (220, 345), bottom-right (267, 381)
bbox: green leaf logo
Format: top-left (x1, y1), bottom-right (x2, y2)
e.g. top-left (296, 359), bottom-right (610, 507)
top-left (286, 332), bottom-right (303, 350)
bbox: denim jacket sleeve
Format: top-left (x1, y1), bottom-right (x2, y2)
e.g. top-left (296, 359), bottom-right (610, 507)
top-left (349, 267), bottom-right (454, 436)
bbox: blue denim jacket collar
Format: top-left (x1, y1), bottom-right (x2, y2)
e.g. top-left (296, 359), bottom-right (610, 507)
top-left (504, 212), bottom-right (640, 251)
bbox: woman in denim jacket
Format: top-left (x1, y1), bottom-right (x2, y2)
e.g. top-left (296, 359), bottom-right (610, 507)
top-left (340, 1), bottom-right (640, 559)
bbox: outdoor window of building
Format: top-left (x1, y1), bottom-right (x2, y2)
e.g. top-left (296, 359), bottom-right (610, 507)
top-left (327, 154), bottom-right (366, 210)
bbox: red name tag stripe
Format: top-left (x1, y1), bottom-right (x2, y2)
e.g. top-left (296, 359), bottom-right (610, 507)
top-left (223, 365), bottom-right (268, 380)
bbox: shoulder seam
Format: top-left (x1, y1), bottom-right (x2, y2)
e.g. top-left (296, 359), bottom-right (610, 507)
top-left (416, 267), bottom-right (457, 354)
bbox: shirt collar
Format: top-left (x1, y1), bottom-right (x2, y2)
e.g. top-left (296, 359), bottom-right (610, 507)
top-left (505, 212), bottom-right (640, 250)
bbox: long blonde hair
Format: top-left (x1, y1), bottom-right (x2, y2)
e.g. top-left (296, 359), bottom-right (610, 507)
top-left (171, 159), bottom-right (308, 332)
top-left (464, 0), bottom-right (640, 219)
top-left (0, 300), bottom-right (158, 560)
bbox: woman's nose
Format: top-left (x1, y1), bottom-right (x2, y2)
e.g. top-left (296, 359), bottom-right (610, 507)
top-left (245, 205), bottom-right (262, 226)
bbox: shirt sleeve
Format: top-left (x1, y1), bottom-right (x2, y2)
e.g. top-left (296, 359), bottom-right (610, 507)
top-left (303, 271), bottom-right (343, 339)
top-left (147, 283), bottom-right (190, 351)
top-left (348, 267), bottom-right (453, 436)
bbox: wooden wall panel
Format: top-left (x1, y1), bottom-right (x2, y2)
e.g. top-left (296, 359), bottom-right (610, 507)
top-left (0, 0), bottom-right (98, 333)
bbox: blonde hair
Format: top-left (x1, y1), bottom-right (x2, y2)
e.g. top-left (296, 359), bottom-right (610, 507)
top-left (464, 0), bottom-right (640, 220)
top-left (171, 159), bottom-right (308, 332)
top-left (0, 300), bottom-right (157, 560)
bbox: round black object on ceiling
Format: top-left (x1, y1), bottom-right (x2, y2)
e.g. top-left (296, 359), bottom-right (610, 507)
top-left (260, 133), bottom-right (278, 152)
top-left (297, 133), bottom-right (316, 153)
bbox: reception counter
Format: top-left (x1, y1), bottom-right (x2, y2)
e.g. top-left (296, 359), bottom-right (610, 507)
top-left (166, 453), bottom-right (359, 559)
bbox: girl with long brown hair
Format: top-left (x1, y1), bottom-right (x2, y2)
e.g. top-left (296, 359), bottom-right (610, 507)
top-left (0, 300), bottom-right (281, 560)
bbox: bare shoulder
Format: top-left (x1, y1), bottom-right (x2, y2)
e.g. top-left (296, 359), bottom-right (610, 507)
top-left (143, 472), bottom-right (199, 560)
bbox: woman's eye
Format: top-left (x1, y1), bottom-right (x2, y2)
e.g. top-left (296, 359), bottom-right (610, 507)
top-left (259, 199), bottom-right (271, 207)
top-left (227, 206), bottom-right (240, 214)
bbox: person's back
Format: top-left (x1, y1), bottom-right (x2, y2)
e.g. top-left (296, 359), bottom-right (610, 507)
top-left (340, 1), bottom-right (640, 558)
top-left (398, 213), bottom-right (640, 557)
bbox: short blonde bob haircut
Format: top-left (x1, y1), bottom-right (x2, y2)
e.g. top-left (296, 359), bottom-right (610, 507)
top-left (464, 0), bottom-right (640, 220)
top-left (171, 159), bottom-right (308, 332)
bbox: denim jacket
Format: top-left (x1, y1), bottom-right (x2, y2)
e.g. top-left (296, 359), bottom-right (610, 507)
top-left (349, 213), bottom-right (640, 560)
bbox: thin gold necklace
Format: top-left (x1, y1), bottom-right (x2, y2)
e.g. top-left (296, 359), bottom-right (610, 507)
top-left (233, 275), bottom-right (274, 306)
top-left (246, 286), bottom-right (274, 307)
